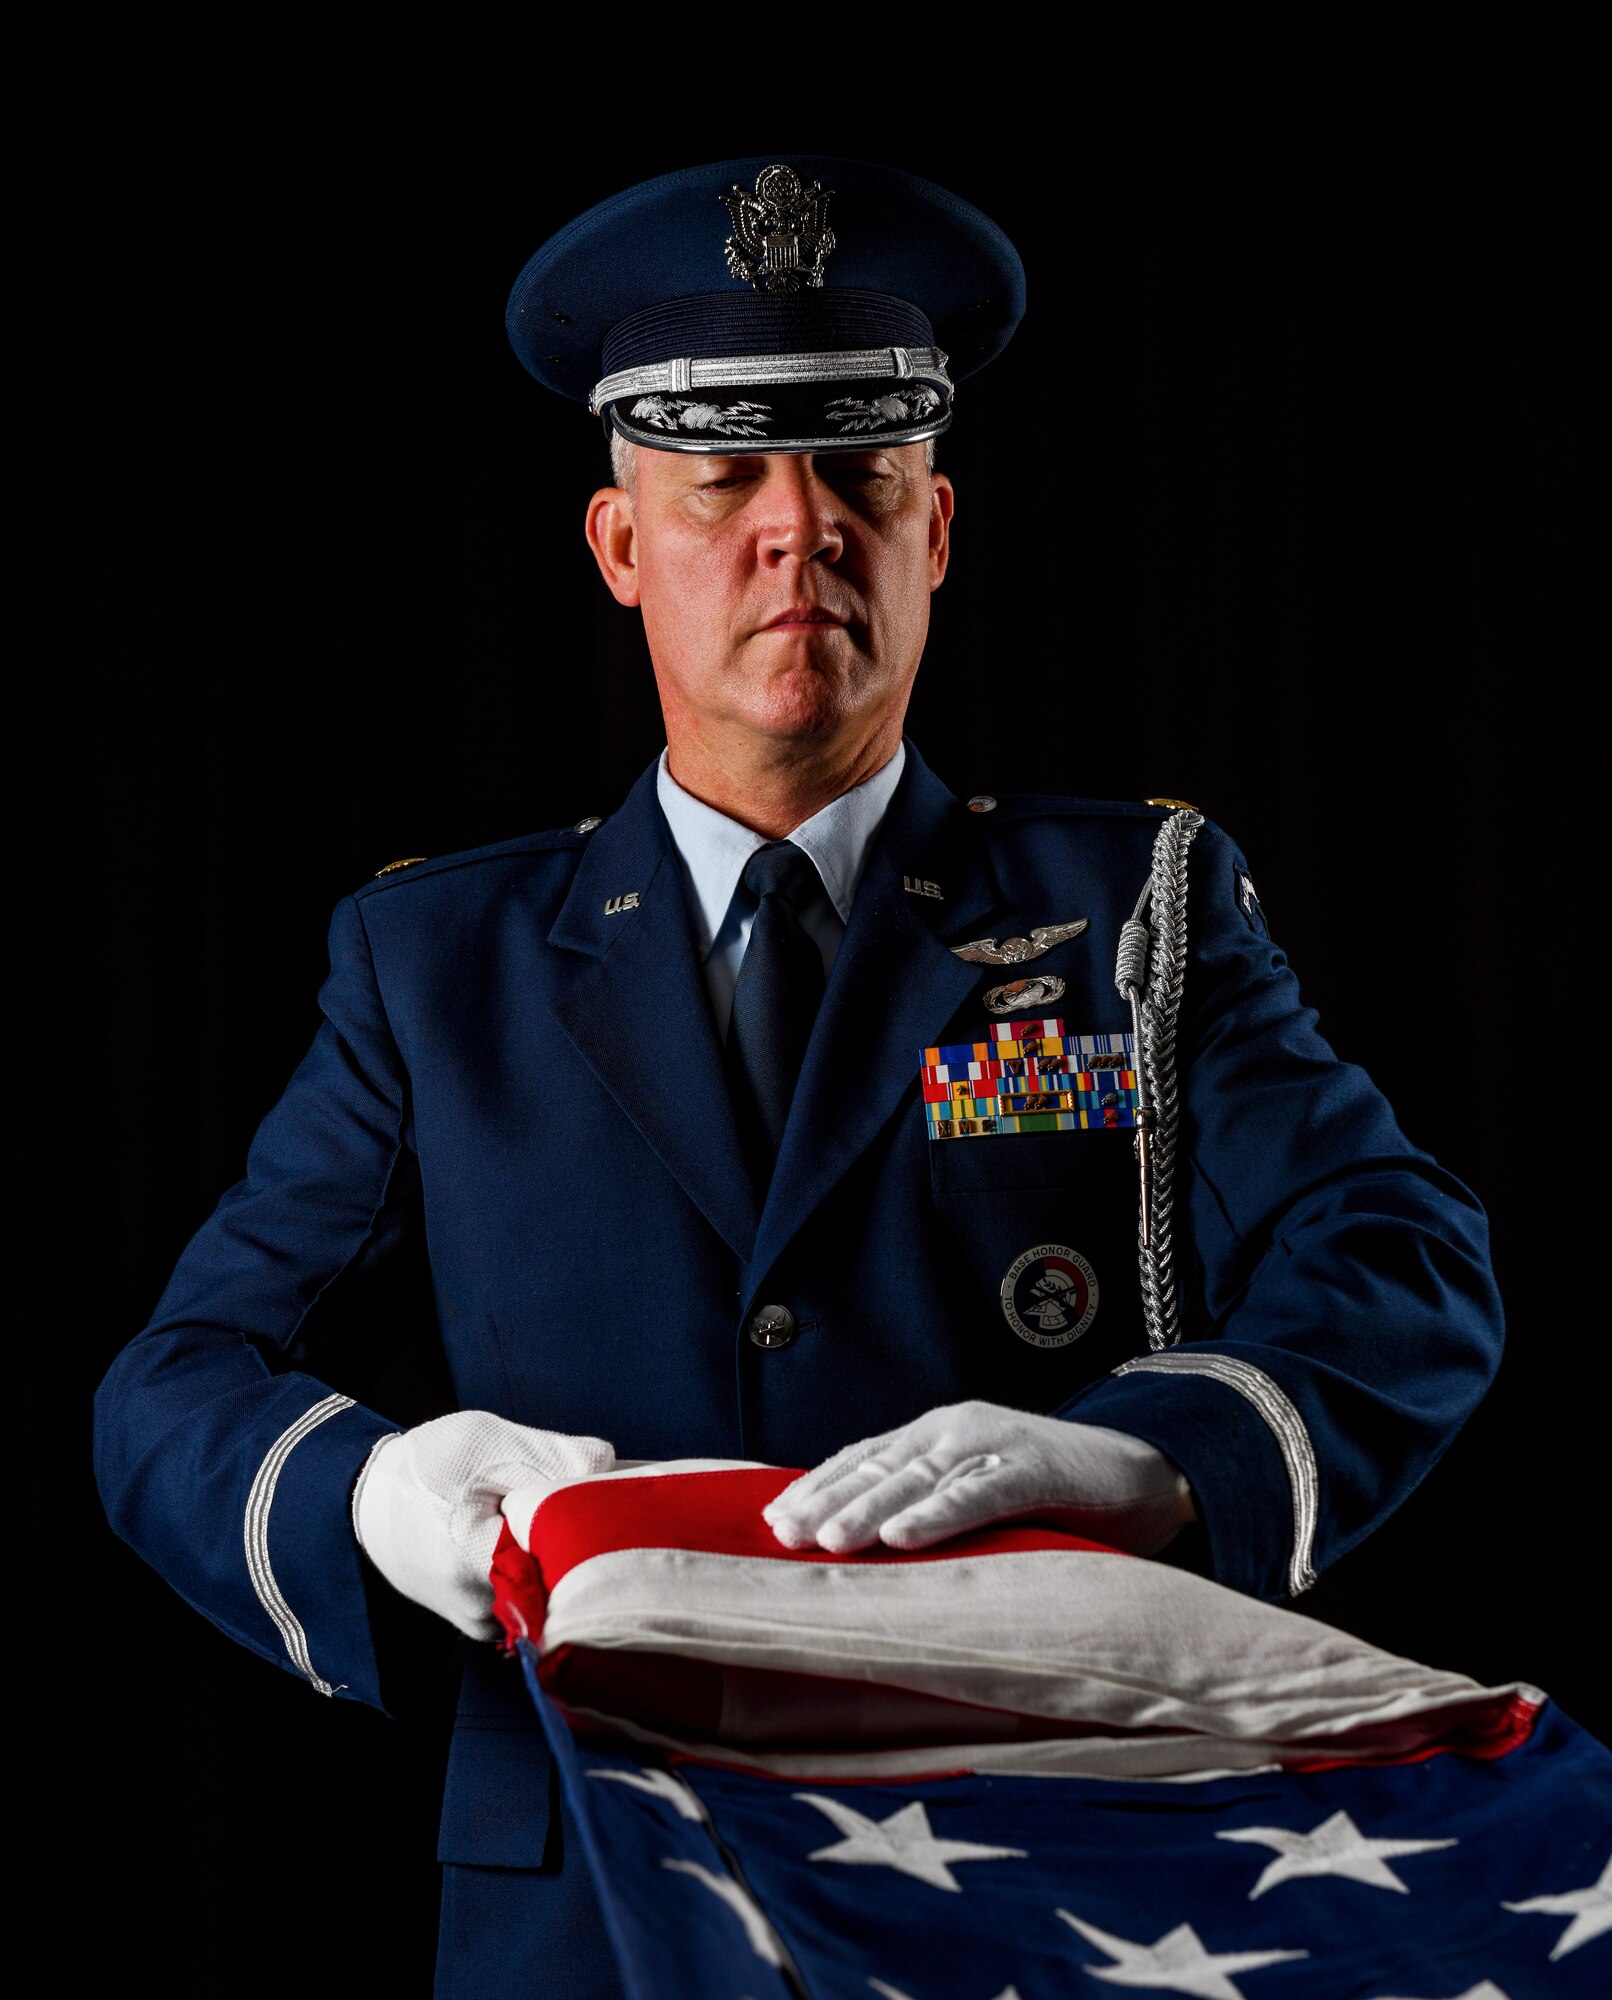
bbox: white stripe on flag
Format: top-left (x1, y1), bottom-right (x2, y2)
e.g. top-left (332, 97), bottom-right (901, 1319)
top-left (542, 1542), bottom-right (1519, 1773)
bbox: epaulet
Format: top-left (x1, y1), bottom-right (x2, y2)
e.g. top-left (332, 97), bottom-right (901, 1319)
top-left (356, 817), bottom-right (606, 896)
top-left (1144, 797), bottom-right (1199, 812)
top-left (963, 791), bottom-right (1193, 823)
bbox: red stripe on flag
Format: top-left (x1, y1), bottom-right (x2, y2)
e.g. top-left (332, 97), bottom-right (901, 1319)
top-left (1285, 1691), bottom-right (1545, 1771)
top-left (491, 1523), bottom-right (546, 1649)
top-left (522, 1468), bottom-right (1124, 1594)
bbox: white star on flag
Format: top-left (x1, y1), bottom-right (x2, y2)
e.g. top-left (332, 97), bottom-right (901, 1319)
top-left (1503, 1849), bottom-right (1612, 1959)
top-left (1057, 1909), bottom-right (1307, 1999)
top-left (585, 1766), bottom-right (704, 1820)
top-left (1216, 1809), bottom-right (1457, 1898)
top-left (1369, 1984), bottom-right (1512, 1999)
top-left (794, 1793), bottom-right (1026, 1892)
top-left (660, 1859), bottom-right (788, 1967)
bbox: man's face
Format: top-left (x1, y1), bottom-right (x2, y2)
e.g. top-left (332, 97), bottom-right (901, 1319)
top-left (586, 445), bottom-right (954, 750)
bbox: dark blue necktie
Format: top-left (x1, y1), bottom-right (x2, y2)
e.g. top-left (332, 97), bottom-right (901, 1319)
top-left (725, 841), bottom-right (827, 1187)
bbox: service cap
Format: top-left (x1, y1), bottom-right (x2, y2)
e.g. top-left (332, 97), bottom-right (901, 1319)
top-left (506, 155), bottom-right (1025, 454)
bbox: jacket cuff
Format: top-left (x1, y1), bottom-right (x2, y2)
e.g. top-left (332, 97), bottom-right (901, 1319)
top-left (252, 1393), bottom-right (400, 1704)
top-left (1059, 1354), bottom-right (1314, 1601)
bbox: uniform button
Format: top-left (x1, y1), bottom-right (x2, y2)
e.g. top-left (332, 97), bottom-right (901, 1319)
top-left (967, 794), bottom-right (997, 813)
top-left (748, 1304), bottom-right (798, 1349)
top-left (574, 816), bottom-right (603, 834)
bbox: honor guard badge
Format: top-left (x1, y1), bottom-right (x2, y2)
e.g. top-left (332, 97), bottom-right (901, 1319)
top-left (1000, 1244), bottom-right (1099, 1348)
top-left (920, 1018), bottom-right (1139, 1139)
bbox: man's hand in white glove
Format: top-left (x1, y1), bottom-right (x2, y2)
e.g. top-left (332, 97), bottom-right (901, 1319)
top-left (352, 1411), bottom-right (614, 1640)
top-left (762, 1400), bottom-right (1196, 1557)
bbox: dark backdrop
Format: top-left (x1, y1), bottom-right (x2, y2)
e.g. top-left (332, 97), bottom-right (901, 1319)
top-left (26, 17), bottom-right (1601, 1992)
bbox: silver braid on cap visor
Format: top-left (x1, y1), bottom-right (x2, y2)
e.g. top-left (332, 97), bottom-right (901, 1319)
top-left (588, 344), bottom-right (953, 415)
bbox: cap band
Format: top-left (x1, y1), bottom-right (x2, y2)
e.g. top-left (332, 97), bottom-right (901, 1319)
top-left (599, 286), bottom-right (936, 374)
top-left (589, 344), bottom-right (952, 416)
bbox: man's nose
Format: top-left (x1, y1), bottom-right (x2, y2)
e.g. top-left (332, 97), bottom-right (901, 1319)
top-left (755, 458), bottom-right (844, 565)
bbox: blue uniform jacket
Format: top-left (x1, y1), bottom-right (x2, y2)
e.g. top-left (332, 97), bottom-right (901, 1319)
top-left (94, 742), bottom-right (1502, 1949)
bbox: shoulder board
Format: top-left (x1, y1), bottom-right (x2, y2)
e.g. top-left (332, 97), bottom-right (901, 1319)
top-left (968, 792), bottom-right (1179, 823)
top-left (355, 819), bottom-right (604, 897)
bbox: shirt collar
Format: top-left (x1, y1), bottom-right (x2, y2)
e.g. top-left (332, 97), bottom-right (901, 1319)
top-left (655, 740), bottom-right (906, 957)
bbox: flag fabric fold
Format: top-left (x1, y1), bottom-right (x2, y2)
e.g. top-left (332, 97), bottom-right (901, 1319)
top-left (490, 1462), bottom-right (1611, 1998)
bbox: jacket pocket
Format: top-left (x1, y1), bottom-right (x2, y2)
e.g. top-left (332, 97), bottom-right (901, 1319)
top-left (930, 1124), bottom-right (1136, 1197)
top-left (436, 1720), bottom-right (556, 1869)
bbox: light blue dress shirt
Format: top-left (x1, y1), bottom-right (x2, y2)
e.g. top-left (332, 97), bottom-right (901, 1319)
top-left (655, 741), bottom-right (907, 1041)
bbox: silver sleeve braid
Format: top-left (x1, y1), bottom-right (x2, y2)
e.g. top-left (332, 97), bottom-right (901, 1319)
top-left (1116, 808), bottom-right (1204, 1349)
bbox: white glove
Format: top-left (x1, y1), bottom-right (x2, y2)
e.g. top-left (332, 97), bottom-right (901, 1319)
top-left (762, 1400), bottom-right (1195, 1557)
top-left (352, 1410), bottom-right (614, 1639)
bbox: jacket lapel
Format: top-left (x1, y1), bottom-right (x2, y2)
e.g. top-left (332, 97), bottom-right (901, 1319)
top-left (548, 762), bottom-right (760, 1262)
top-left (748, 744), bottom-right (1009, 1283)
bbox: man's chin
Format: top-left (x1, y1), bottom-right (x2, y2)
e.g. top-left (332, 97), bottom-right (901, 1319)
top-left (742, 672), bottom-right (875, 743)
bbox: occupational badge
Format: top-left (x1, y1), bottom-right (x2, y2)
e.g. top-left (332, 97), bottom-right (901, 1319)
top-left (1000, 1244), bottom-right (1099, 1349)
top-left (984, 973), bottom-right (1065, 1015)
top-left (721, 166), bottom-right (836, 293)
top-left (920, 1019), bottom-right (1139, 1139)
top-left (950, 919), bottom-right (1088, 967)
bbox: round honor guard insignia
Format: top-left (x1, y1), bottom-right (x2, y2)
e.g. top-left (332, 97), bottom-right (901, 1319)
top-left (984, 973), bottom-right (1066, 1015)
top-left (967, 795), bottom-right (998, 813)
top-left (1000, 1245), bottom-right (1099, 1349)
top-left (574, 816), bottom-right (603, 834)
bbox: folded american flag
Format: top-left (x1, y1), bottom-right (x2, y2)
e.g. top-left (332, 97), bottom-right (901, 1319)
top-left (492, 1462), bottom-right (1611, 1999)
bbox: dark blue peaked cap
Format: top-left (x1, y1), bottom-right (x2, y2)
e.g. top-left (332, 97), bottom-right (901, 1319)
top-left (506, 156), bottom-right (1025, 454)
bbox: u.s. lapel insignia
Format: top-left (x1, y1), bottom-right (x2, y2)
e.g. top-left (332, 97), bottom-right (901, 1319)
top-left (920, 1019), bottom-right (1139, 1138)
top-left (984, 973), bottom-right (1065, 1015)
top-left (1001, 1244), bottom-right (1099, 1348)
top-left (950, 919), bottom-right (1088, 967)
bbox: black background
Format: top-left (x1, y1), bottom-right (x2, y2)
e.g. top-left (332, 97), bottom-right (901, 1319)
top-left (25, 15), bottom-right (1602, 1992)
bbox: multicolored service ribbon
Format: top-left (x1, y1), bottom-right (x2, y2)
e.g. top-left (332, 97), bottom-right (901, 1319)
top-left (921, 1020), bottom-right (1139, 1139)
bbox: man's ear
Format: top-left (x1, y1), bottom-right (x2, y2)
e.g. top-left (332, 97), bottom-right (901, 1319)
top-left (585, 487), bottom-right (640, 606)
top-left (928, 473), bottom-right (955, 591)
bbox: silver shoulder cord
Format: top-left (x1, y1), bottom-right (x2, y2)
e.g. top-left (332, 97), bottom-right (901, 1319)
top-left (1112, 812), bottom-right (1324, 1595)
top-left (1114, 808), bottom-right (1204, 1349)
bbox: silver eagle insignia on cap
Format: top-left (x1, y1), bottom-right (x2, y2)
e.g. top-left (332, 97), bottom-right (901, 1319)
top-left (721, 166), bottom-right (836, 293)
top-left (950, 920), bottom-right (1089, 967)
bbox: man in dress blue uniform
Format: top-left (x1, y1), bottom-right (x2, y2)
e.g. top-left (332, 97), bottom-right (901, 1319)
top-left (94, 157), bottom-right (1504, 1996)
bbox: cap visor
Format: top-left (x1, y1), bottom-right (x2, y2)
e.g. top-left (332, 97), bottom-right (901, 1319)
top-left (606, 376), bottom-right (951, 453)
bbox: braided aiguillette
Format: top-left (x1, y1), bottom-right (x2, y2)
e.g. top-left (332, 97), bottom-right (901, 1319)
top-left (1115, 810), bottom-right (1202, 1349)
